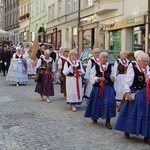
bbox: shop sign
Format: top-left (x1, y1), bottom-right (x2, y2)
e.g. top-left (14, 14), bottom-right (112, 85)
top-left (127, 17), bottom-right (143, 24)
top-left (80, 15), bottom-right (96, 26)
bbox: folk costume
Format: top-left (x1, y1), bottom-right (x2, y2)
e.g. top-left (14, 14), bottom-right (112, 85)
top-left (113, 58), bottom-right (130, 100)
top-left (84, 62), bottom-right (116, 128)
top-left (35, 56), bottom-right (55, 98)
top-left (84, 56), bottom-right (100, 98)
top-left (25, 50), bottom-right (36, 77)
top-left (115, 62), bottom-right (150, 142)
top-left (63, 59), bottom-right (85, 106)
top-left (6, 49), bottom-right (28, 85)
top-left (58, 55), bottom-right (68, 95)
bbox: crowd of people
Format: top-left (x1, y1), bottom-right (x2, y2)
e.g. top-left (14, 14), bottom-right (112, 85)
top-left (0, 42), bottom-right (150, 145)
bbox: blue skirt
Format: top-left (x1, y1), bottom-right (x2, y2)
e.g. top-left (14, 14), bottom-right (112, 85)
top-left (84, 85), bottom-right (116, 120)
top-left (115, 88), bottom-right (150, 137)
top-left (35, 74), bottom-right (54, 96)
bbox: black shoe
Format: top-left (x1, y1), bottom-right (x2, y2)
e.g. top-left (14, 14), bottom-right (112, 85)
top-left (92, 120), bottom-right (97, 124)
top-left (83, 95), bottom-right (89, 99)
top-left (124, 133), bottom-right (130, 138)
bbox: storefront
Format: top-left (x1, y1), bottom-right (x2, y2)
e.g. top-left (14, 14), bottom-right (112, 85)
top-left (105, 16), bottom-right (146, 52)
top-left (109, 30), bottom-right (121, 51)
top-left (78, 15), bottom-right (99, 53)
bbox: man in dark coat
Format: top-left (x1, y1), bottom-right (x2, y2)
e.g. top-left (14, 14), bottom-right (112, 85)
top-left (36, 43), bottom-right (45, 59)
top-left (0, 43), bottom-right (3, 72)
top-left (8, 44), bottom-right (16, 57)
top-left (50, 47), bottom-right (56, 62)
top-left (0, 45), bottom-right (12, 76)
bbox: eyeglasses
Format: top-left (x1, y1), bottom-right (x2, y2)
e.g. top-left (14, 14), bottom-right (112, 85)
top-left (65, 51), bottom-right (69, 52)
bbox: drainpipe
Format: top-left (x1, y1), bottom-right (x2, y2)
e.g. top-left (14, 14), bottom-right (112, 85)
top-left (77, 0), bottom-right (81, 53)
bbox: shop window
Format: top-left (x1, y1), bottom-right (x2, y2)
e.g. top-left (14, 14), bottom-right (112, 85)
top-left (109, 30), bottom-right (121, 51)
top-left (83, 30), bottom-right (91, 48)
top-left (133, 26), bottom-right (145, 51)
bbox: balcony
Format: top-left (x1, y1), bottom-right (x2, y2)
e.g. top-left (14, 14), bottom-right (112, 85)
top-left (94, 0), bottom-right (123, 14)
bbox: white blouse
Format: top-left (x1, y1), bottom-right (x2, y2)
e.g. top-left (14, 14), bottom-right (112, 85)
top-left (63, 59), bottom-right (85, 76)
top-left (84, 57), bottom-right (100, 79)
top-left (113, 58), bottom-right (130, 76)
top-left (90, 62), bottom-right (116, 85)
top-left (57, 56), bottom-right (69, 69)
top-left (123, 63), bottom-right (150, 93)
top-left (36, 57), bottom-right (56, 72)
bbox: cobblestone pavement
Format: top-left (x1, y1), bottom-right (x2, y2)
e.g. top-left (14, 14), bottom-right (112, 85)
top-left (0, 75), bottom-right (149, 150)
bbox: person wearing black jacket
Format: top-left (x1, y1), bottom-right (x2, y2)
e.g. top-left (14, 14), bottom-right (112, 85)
top-left (0, 45), bottom-right (12, 76)
top-left (50, 47), bottom-right (56, 62)
top-left (36, 43), bottom-right (45, 59)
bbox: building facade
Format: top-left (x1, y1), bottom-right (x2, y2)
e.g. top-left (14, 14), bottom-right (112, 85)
top-left (46, 0), bottom-right (94, 50)
top-left (0, 0), bottom-right (3, 29)
top-left (3, 0), bottom-right (20, 45)
top-left (30, 0), bottom-right (47, 42)
top-left (19, 0), bottom-right (30, 43)
top-left (93, 0), bottom-right (148, 52)
top-left (46, 0), bottom-right (149, 53)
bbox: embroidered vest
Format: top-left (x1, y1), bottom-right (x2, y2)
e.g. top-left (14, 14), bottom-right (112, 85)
top-left (130, 63), bottom-right (146, 90)
top-left (67, 61), bottom-right (81, 76)
top-left (93, 63), bottom-right (113, 86)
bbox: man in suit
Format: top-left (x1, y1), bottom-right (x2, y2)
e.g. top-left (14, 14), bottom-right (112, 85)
top-left (0, 44), bottom-right (12, 76)
top-left (8, 44), bottom-right (16, 57)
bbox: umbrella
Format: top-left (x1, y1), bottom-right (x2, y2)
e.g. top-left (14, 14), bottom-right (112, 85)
top-left (30, 37), bottom-right (39, 66)
top-left (0, 29), bottom-right (10, 37)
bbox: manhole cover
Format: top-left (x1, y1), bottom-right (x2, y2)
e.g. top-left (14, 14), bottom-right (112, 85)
top-left (3, 124), bottom-right (20, 129)
top-left (5, 113), bottom-right (34, 120)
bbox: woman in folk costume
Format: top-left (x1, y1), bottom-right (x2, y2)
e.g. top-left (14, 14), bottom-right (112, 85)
top-left (115, 52), bottom-right (150, 144)
top-left (113, 50), bottom-right (130, 101)
top-left (35, 50), bottom-right (55, 103)
top-left (6, 46), bottom-right (28, 86)
top-left (25, 45), bottom-right (36, 78)
top-left (58, 48), bottom-right (69, 97)
top-left (84, 48), bottom-right (100, 99)
top-left (63, 49), bottom-right (85, 112)
top-left (84, 52), bottom-right (116, 129)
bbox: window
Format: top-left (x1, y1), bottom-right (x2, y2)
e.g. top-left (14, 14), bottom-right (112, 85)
top-left (52, 4), bottom-right (55, 19)
top-left (58, 0), bottom-right (62, 17)
top-left (66, 0), bottom-right (71, 14)
top-left (36, 1), bottom-right (39, 14)
top-left (49, 6), bottom-right (52, 21)
top-left (21, 6), bottom-right (23, 16)
top-left (43, 0), bottom-right (46, 10)
top-left (73, 0), bottom-right (77, 12)
top-left (27, 3), bottom-right (30, 13)
top-left (24, 5), bottom-right (26, 14)
top-left (32, 5), bottom-right (34, 16)
top-left (86, 0), bottom-right (93, 7)
top-left (49, 4), bottom-right (55, 22)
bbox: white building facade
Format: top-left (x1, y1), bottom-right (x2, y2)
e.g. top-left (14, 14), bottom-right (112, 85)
top-left (45, 0), bottom-right (148, 53)
top-left (0, 0), bottom-right (3, 29)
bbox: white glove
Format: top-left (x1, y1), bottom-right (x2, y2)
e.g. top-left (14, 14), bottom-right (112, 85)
top-left (4, 62), bottom-right (7, 66)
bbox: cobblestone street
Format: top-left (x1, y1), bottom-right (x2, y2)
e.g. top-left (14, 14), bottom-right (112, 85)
top-left (0, 75), bottom-right (149, 150)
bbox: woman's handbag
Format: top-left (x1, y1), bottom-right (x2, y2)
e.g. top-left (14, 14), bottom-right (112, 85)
top-left (34, 74), bottom-right (41, 82)
top-left (125, 90), bottom-right (139, 101)
top-left (34, 68), bottom-right (41, 82)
